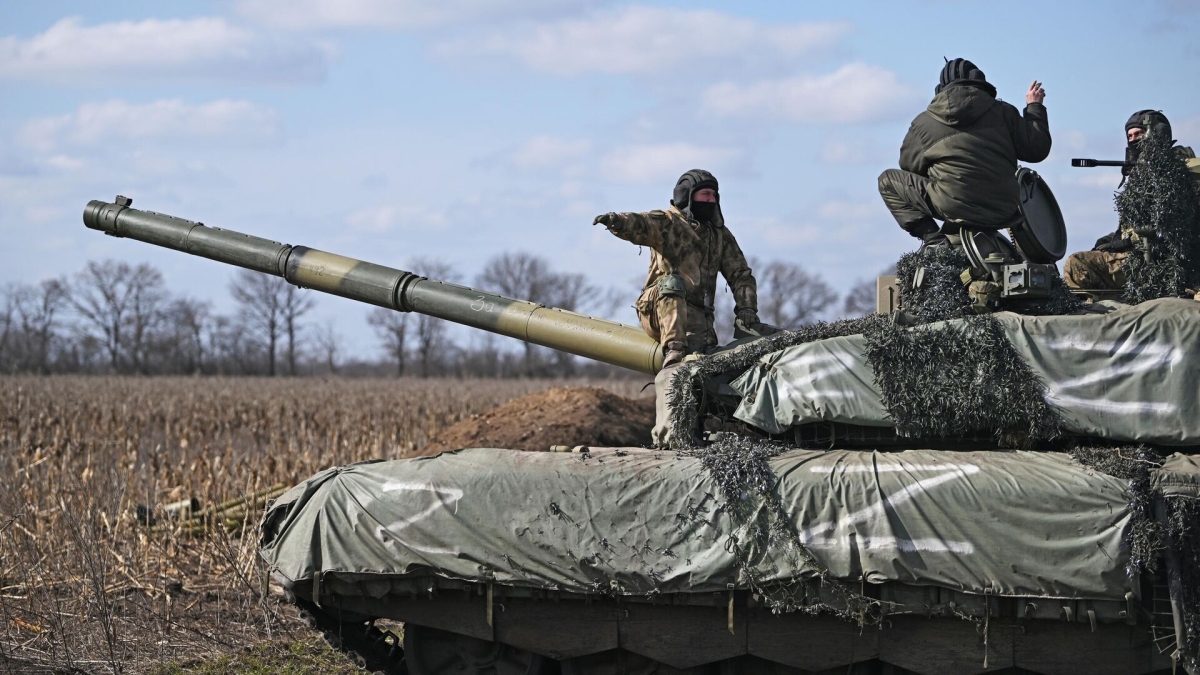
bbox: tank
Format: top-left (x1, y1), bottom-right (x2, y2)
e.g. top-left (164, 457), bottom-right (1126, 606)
top-left (83, 196), bottom-right (1200, 675)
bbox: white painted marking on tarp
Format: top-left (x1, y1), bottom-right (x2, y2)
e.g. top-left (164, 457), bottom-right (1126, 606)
top-left (1040, 338), bottom-right (1182, 417)
top-left (1048, 392), bottom-right (1177, 416)
top-left (805, 390), bottom-right (856, 400)
top-left (775, 351), bottom-right (843, 370)
top-left (379, 481), bottom-right (464, 530)
top-left (372, 481), bottom-right (465, 557)
top-left (799, 463), bottom-right (979, 555)
top-left (809, 462), bottom-right (980, 473)
top-left (804, 536), bottom-right (975, 554)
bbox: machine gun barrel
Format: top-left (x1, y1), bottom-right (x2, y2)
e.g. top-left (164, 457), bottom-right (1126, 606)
top-left (83, 196), bottom-right (663, 374)
top-left (1071, 158), bottom-right (1130, 168)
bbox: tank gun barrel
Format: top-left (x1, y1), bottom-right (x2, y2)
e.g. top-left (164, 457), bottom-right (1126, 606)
top-left (83, 196), bottom-right (663, 374)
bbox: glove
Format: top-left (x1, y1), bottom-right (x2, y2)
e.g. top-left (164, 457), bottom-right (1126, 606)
top-left (1095, 237), bottom-right (1133, 253)
top-left (734, 310), bottom-right (778, 339)
top-left (593, 212), bottom-right (620, 229)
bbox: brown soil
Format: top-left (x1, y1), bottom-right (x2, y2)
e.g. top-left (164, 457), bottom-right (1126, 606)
top-left (424, 386), bottom-right (655, 453)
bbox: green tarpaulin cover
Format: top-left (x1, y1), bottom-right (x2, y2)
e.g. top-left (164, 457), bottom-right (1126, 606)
top-left (260, 447), bottom-right (1200, 603)
top-left (731, 298), bottom-right (1200, 444)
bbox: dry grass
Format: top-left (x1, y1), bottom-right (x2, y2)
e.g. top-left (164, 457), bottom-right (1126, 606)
top-left (0, 375), bottom-right (646, 673)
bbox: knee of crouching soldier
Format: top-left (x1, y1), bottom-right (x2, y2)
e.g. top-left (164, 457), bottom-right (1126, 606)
top-left (877, 170), bottom-right (895, 197)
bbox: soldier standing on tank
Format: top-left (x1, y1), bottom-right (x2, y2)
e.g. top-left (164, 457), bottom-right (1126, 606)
top-left (593, 169), bottom-right (764, 367)
top-left (1063, 110), bottom-right (1200, 290)
top-left (877, 58), bottom-right (1052, 245)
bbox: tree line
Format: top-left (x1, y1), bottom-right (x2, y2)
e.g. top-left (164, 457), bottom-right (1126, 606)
top-left (0, 253), bottom-right (880, 377)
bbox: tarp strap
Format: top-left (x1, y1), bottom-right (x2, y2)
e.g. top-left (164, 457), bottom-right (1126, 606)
top-left (487, 583), bottom-right (494, 627)
top-left (727, 587), bottom-right (735, 634)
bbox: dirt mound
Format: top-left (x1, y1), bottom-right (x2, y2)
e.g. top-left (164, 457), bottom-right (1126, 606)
top-left (425, 386), bottom-right (655, 453)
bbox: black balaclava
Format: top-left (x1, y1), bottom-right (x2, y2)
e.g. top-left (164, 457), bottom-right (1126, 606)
top-left (671, 169), bottom-right (720, 224)
top-left (935, 57), bottom-right (997, 97)
top-left (1124, 109), bottom-right (1173, 175)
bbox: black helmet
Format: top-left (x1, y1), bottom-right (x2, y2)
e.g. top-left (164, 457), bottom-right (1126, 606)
top-left (671, 169), bottom-right (719, 210)
top-left (1125, 109), bottom-right (1172, 144)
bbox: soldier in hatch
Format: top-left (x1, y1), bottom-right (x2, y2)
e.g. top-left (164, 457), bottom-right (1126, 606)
top-left (878, 58), bottom-right (1052, 244)
top-left (593, 169), bottom-right (764, 367)
top-left (1063, 110), bottom-right (1200, 290)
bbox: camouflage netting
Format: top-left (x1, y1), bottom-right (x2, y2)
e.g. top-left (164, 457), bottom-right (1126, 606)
top-left (664, 318), bottom-right (891, 620)
top-left (895, 244), bottom-right (1080, 323)
top-left (665, 315), bottom-right (885, 447)
top-left (1068, 444), bottom-right (1200, 671)
top-left (1166, 496), bottom-right (1200, 672)
top-left (678, 436), bottom-right (882, 623)
top-left (895, 245), bottom-right (975, 322)
top-left (862, 315), bottom-right (1061, 446)
top-left (1068, 445), bottom-right (1166, 574)
top-left (1118, 132), bottom-right (1200, 303)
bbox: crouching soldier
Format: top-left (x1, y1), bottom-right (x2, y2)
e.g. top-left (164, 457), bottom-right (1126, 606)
top-left (593, 169), bottom-right (764, 366)
top-left (878, 58), bottom-right (1051, 245)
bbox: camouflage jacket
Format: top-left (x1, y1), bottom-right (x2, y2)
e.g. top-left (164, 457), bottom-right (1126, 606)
top-left (603, 205), bottom-right (757, 316)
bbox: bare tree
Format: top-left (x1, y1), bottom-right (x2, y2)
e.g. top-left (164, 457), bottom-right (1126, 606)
top-left (125, 270), bottom-right (167, 374)
top-left (753, 260), bottom-right (838, 328)
top-left (312, 320), bottom-right (343, 375)
top-left (0, 284), bottom-right (19, 370)
top-left (367, 308), bottom-right (409, 377)
top-left (476, 252), bottom-right (605, 376)
top-left (843, 265), bottom-right (897, 318)
top-left (71, 261), bottom-right (164, 372)
top-left (281, 285), bottom-right (316, 376)
top-left (229, 270), bottom-right (285, 376)
top-left (160, 297), bottom-right (212, 373)
top-left (409, 257), bottom-right (459, 377)
top-left (11, 280), bottom-right (69, 373)
top-left (209, 314), bottom-right (258, 375)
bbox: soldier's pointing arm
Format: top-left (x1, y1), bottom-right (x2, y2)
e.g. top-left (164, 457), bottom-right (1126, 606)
top-left (593, 211), bottom-right (668, 250)
top-left (719, 229), bottom-right (758, 316)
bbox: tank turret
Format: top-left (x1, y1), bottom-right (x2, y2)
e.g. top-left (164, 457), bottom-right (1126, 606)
top-left (84, 196), bottom-right (662, 374)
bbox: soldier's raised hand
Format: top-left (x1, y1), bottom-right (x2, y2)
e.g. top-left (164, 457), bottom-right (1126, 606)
top-left (1026, 80), bottom-right (1045, 105)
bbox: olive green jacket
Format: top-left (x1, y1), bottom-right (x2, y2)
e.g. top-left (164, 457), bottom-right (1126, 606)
top-left (900, 84), bottom-right (1052, 227)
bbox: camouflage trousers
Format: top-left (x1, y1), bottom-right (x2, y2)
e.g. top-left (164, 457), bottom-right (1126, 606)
top-left (1062, 250), bottom-right (1128, 290)
top-left (635, 285), bottom-right (716, 354)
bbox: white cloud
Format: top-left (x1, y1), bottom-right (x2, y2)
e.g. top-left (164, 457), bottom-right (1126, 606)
top-left (0, 16), bottom-right (332, 83)
top-left (1176, 114), bottom-right (1200, 143)
top-left (433, 7), bottom-right (850, 75)
top-left (740, 215), bottom-right (821, 248)
top-left (44, 155), bottom-right (85, 171)
top-left (598, 142), bottom-right (744, 185)
top-left (18, 99), bottom-right (283, 153)
top-left (1060, 172), bottom-right (1123, 190)
top-left (346, 205), bottom-right (447, 232)
top-left (236, 0), bottom-right (588, 31)
top-left (820, 139), bottom-right (891, 166)
top-left (510, 136), bottom-right (592, 169)
top-left (817, 200), bottom-right (877, 223)
top-left (703, 63), bottom-right (917, 124)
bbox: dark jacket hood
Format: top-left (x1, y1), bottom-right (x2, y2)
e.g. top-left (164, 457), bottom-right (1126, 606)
top-left (926, 84), bottom-right (997, 127)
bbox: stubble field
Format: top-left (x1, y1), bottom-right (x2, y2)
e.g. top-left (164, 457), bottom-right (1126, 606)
top-left (0, 375), bottom-right (647, 673)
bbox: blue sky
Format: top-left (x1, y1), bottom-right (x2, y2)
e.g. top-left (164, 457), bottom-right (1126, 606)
top-left (2, 0), bottom-right (1198, 357)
